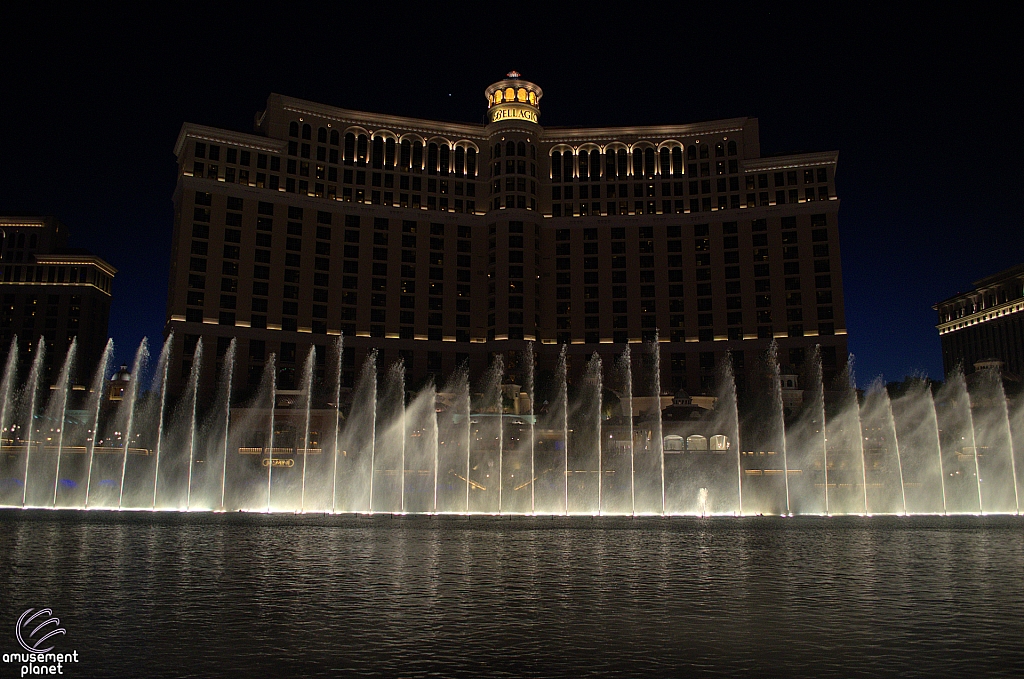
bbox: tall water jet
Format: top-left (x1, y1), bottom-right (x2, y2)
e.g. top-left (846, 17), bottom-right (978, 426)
top-left (630, 340), bottom-right (663, 515)
top-left (825, 356), bottom-right (867, 514)
top-left (499, 347), bottom-right (534, 514)
top-left (783, 346), bottom-right (828, 515)
top-left (533, 345), bottom-right (569, 515)
top-left (49, 340), bottom-right (105, 510)
top-left (737, 342), bottom-right (788, 515)
top-left (1009, 391), bottom-right (1024, 514)
top-left (283, 342), bottom-right (336, 513)
top-left (372, 359), bottom-right (405, 513)
top-left (183, 337), bottom-right (235, 511)
top-left (25, 342), bottom-right (74, 507)
top-left (705, 353), bottom-right (742, 515)
top-left (526, 342), bottom-right (536, 514)
top-left (297, 346), bottom-right (316, 512)
top-left (119, 339), bottom-right (149, 509)
top-left (330, 336), bottom-right (343, 513)
top-left (404, 376), bottom-right (437, 514)
top-left (664, 353), bottom-right (742, 516)
top-left (567, 352), bottom-right (601, 514)
top-left (79, 341), bottom-right (114, 508)
top-left (263, 353), bottom-right (277, 511)
top-left (968, 365), bottom-right (1018, 513)
top-left (469, 355), bottom-right (502, 513)
top-left (890, 377), bottom-right (946, 514)
top-left (218, 339), bottom-right (236, 510)
top-left (935, 369), bottom-right (982, 513)
top-left (601, 347), bottom-right (635, 515)
top-left (0, 338), bottom-right (19, 507)
top-left (156, 339), bottom-right (199, 510)
top-left (149, 334), bottom-right (173, 509)
top-left (769, 342), bottom-right (791, 514)
top-left (333, 351), bottom-right (376, 512)
top-left (49, 339), bottom-right (77, 507)
top-left (434, 362), bottom-right (469, 513)
top-left (18, 340), bottom-right (46, 507)
top-left (651, 337), bottom-right (665, 515)
top-left (860, 378), bottom-right (907, 515)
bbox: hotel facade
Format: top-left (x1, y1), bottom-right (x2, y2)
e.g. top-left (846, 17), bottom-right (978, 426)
top-left (0, 215), bottom-right (116, 385)
top-left (166, 74), bottom-right (846, 400)
top-left (935, 263), bottom-right (1024, 378)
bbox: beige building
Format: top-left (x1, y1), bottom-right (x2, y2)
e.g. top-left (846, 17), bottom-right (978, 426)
top-left (0, 215), bottom-right (115, 385)
top-left (935, 264), bottom-right (1024, 378)
top-left (166, 74), bottom-right (846, 400)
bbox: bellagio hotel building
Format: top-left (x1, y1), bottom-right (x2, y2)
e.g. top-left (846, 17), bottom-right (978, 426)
top-left (166, 73), bottom-right (846, 399)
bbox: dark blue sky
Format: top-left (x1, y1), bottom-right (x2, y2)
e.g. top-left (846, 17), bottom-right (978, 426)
top-left (2, 5), bottom-right (1020, 385)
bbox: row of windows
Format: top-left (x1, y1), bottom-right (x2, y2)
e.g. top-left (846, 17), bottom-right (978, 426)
top-left (548, 141), bottom-right (739, 181)
top-left (287, 123), bottom-right (482, 171)
top-left (551, 188), bottom-right (831, 217)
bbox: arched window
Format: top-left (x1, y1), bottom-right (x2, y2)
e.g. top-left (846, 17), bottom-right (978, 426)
top-left (551, 151), bottom-right (562, 181)
top-left (330, 130), bottom-right (339, 146)
top-left (727, 140), bottom-right (737, 156)
top-left (318, 127), bottom-right (327, 143)
top-left (439, 145), bottom-right (450, 174)
top-left (517, 141), bottom-right (526, 157)
top-left (606, 150), bottom-right (616, 180)
top-left (715, 142), bottom-right (725, 158)
top-left (356, 134), bottom-right (368, 165)
top-left (699, 144), bottom-right (708, 159)
top-left (467, 148), bottom-right (477, 176)
top-left (302, 124), bottom-right (312, 140)
top-left (686, 435), bottom-right (708, 451)
top-left (710, 435), bottom-right (729, 451)
top-left (660, 148), bottom-right (670, 176)
top-left (617, 149), bottom-right (628, 178)
top-left (385, 138), bottom-right (396, 167)
top-left (563, 151), bottom-right (573, 181)
top-left (517, 87), bottom-right (528, 103)
top-left (371, 137), bottom-right (384, 169)
top-left (664, 435), bottom-right (684, 452)
top-left (672, 147), bottom-right (683, 177)
top-left (579, 150), bottom-right (590, 180)
top-left (454, 147), bottom-right (465, 176)
top-left (506, 141), bottom-right (515, 157)
top-left (411, 141), bottom-right (423, 170)
top-left (494, 143), bottom-right (501, 158)
top-left (400, 140), bottom-right (411, 169)
top-left (644, 148), bottom-right (655, 178)
top-left (427, 143), bottom-right (439, 175)
top-left (344, 133), bottom-right (356, 165)
top-left (687, 145), bottom-right (697, 160)
top-left (289, 121), bottom-right (299, 137)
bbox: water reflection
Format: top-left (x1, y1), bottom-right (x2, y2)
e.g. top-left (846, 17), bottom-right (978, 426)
top-left (0, 513), bottom-right (1022, 678)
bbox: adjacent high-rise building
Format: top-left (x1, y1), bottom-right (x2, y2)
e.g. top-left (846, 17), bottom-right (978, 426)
top-left (0, 215), bottom-right (116, 384)
top-left (166, 74), bottom-right (846, 400)
top-left (934, 263), bottom-right (1024, 377)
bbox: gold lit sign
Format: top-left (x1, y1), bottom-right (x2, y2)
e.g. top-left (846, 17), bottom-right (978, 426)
top-left (490, 105), bottom-right (538, 124)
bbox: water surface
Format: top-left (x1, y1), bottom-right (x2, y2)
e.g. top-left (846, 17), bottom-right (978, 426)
top-left (0, 512), bottom-right (1021, 677)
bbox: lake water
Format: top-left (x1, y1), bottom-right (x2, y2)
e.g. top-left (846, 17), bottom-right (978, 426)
top-left (0, 512), bottom-right (1022, 678)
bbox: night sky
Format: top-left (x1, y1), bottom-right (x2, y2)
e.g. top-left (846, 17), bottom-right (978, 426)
top-left (2, 5), bottom-right (1020, 385)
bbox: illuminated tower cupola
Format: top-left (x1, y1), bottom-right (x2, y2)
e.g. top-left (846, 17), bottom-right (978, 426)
top-left (484, 72), bottom-right (543, 125)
